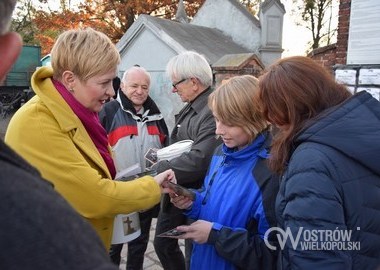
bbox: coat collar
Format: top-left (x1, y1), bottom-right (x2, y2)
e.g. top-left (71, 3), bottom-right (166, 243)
top-left (189, 86), bottom-right (213, 114)
top-left (31, 67), bottom-right (112, 179)
top-left (116, 92), bottom-right (164, 122)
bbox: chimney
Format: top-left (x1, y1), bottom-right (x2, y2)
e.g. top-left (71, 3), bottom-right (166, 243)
top-left (175, 0), bottom-right (189, 23)
top-left (336, 0), bottom-right (351, 65)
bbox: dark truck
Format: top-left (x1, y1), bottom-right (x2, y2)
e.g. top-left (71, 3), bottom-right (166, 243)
top-left (0, 45), bottom-right (41, 117)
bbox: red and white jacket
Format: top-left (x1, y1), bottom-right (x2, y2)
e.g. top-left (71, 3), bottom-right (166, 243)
top-left (99, 93), bottom-right (168, 172)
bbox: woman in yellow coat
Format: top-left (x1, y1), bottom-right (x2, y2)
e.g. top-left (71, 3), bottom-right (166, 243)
top-left (5, 28), bottom-right (174, 249)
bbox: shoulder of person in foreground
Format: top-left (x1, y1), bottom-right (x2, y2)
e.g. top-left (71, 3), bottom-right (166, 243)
top-left (0, 139), bottom-right (117, 269)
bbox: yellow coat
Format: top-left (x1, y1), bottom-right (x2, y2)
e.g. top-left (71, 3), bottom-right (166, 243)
top-left (5, 67), bottom-right (161, 248)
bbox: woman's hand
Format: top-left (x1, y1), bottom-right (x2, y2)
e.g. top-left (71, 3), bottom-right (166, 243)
top-left (175, 220), bottom-right (213, 244)
top-left (170, 193), bottom-right (193, 210)
top-left (153, 169), bottom-right (176, 193)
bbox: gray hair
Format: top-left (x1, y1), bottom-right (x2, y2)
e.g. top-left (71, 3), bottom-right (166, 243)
top-left (166, 51), bottom-right (213, 87)
top-left (122, 66), bottom-right (151, 85)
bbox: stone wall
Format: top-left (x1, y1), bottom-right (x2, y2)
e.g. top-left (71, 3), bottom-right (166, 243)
top-left (308, 44), bottom-right (337, 71)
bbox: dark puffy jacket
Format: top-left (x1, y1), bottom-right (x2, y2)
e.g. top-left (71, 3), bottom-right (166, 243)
top-left (276, 91), bottom-right (380, 269)
top-left (0, 139), bottom-right (117, 269)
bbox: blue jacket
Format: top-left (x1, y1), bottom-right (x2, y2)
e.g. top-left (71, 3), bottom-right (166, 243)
top-left (277, 91), bottom-right (380, 269)
top-left (186, 133), bottom-right (279, 270)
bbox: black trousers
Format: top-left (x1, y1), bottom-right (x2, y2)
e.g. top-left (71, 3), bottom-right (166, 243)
top-left (153, 204), bottom-right (192, 270)
top-left (109, 205), bottom-right (158, 270)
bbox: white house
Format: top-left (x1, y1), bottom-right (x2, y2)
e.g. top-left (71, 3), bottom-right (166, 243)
top-left (116, 0), bottom-right (285, 130)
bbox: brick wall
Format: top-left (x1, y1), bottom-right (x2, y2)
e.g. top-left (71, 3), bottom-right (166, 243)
top-left (336, 0), bottom-right (351, 65)
top-left (308, 44), bottom-right (337, 70)
top-left (213, 59), bottom-right (264, 87)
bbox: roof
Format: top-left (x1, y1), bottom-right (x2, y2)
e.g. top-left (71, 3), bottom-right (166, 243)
top-left (212, 53), bottom-right (265, 70)
top-left (260, 0), bottom-right (285, 13)
top-left (175, 0), bottom-right (189, 23)
top-left (116, 14), bottom-right (250, 64)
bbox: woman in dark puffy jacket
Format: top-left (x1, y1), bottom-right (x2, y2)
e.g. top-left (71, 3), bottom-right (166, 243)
top-left (258, 56), bottom-right (380, 269)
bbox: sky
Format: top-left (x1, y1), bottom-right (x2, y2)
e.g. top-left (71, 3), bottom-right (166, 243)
top-left (281, 0), bottom-right (339, 57)
top-left (282, 0), bottom-right (311, 56)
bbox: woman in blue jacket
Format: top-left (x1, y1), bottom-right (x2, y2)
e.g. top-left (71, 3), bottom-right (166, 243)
top-left (258, 56), bottom-right (380, 269)
top-left (170, 75), bottom-right (279, 270)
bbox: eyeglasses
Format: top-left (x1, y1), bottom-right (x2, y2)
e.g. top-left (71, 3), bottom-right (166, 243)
top-left (172, 78), bottom-right (187, 90)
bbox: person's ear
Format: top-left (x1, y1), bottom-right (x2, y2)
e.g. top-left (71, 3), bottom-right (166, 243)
top-left (61, 70), bottom-right (76, 90)
top-left (0, 32), bottom-right (22, 82)
top-left (120, 81), bottom-right (128, 94)
top-left (190, 77), bottom-right (199, 92)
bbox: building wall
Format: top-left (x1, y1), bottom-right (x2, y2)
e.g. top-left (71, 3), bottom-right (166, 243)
top-left (334, 0), bottom-right (380, 101)
top-left (336, 0), bottom-right (351, 65)
top-left (308, 44), bottom-right (337, 71)
top-left (259, 0), bottom-right (285, 66)
top-left (118, 29), bottom-right (185, 131)
top-left (347, 0), bottom-right (380, 64)
top-left (213, 59), bottom-right (264, 87)
top-left (191, 0), bottom-right (261, 53)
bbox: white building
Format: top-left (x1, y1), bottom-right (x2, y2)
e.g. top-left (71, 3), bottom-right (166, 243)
top-left (116, 0), bottom-right (285, 130)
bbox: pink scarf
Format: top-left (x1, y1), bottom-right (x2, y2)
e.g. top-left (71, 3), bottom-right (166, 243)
top-left (53, 79), bottom-right (116, 178)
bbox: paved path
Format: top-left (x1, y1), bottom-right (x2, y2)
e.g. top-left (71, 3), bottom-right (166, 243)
top-left (119, 218), bottom-right (185, 270)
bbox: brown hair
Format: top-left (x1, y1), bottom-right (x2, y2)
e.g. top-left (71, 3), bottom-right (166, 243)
top-left (258, 56), bottom-right (351, 174)
top-left (208, 75), bottom-right (269, 143)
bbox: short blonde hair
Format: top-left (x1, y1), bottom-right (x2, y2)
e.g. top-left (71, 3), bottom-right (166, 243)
top-left (51, 28), bottom-right (120, 82)
top-left (208, 75), bottom-right (268, 143)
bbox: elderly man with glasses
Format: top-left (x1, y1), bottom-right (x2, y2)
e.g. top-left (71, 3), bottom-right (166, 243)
top-left (152, 51), bottom-right (222, 270)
